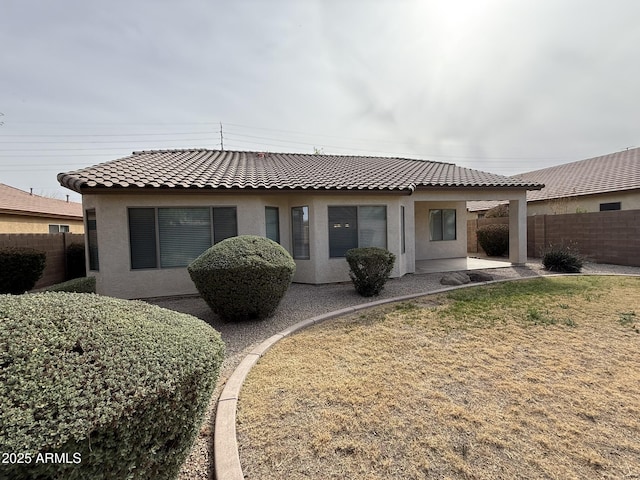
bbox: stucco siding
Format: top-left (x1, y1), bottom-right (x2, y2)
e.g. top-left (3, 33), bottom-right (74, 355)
top-left (414, 201), bottom-right (467, 260)
top-left (0, 214), bottom-right (84, 233)
top-left (528, 190), bottom-right (640, 216)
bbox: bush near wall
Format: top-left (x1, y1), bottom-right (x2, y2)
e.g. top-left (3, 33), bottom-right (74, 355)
top-left (0, 247), bottom-right (46, 294)
top-left (188, 235), bottom-right (296, 321)
top-left (0, 293), bottom-right (225, 480)
top-left (65, 243), bottom-right (86, 280)
top-left (43, 276), bottom-right (96, 293)
top-left (476, 224), bottom-right (509, 257)
top-left (346, 247), bottom-right (396, 297)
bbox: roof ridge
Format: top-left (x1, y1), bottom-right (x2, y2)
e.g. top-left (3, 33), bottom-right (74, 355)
top-left (130, 148), bottom-right (455, 166)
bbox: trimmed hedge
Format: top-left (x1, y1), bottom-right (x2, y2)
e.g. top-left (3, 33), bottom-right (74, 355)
top-left (542, 244), bottom-right (584, 273)
top-left (188, 235), bottom-right (296, 321)
top-left (346, 247), bottom-right (396, 297)
top-left (43, 276), bottom-right (96, 293)
top-left (477, 224), bottom-right (509, 257)
top-left (66, 243), bottom-right (86, 280)
top-left (0, 293), bottom-right (225, 480)
top-left (0, 247), bottom-right (46, 294)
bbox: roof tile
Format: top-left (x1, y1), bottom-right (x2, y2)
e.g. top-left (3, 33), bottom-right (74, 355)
top-left (0, 183), bottom-right (82, 218)
top-left (58, 149), bottom-right (543, 194)
top-left (468, 147), bottom-right (640, 211)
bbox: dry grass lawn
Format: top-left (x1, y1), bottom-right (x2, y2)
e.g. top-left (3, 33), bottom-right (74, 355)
top-left (237, 276), bottom-right (640, 479)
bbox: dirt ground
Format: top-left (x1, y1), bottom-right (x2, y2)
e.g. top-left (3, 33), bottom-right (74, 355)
top-left (237, 276), bottom-right (640, 479)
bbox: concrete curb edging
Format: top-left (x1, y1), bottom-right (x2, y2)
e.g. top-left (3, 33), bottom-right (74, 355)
top-left (212, 273), bottom-right (636, 480)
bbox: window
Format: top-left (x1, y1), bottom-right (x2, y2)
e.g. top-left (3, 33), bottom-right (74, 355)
top-left (429, 209), bottom-right (456, 241)
top-left (265, 207), bottom-right (280, 243)
top-left (291, 206), bottom-right (309, 259)
top-left (86, 210), bottom-right (99, 271)
top-left (129, 208), bottom-right (157, 269)
top-left (48, 224), bottom-right (70, 233)
top-left (328, 205), bottom-right (387, 257)
top-left (600, 202), bottom-right (621, 211)
top-left (401, 206), bottom-right (406, 254)
top-left (128, 206), bottom-right (237, 269)
top-left (159, 208), bottom-right (211, 268)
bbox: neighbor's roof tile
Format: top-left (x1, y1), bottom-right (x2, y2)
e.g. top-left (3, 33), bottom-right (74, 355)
top-left (0, 183), bottom-right (83, 219)
top-left (57, 149), bottom-right (544, 194)
top-left (468, 147), bottom-right (640, 211)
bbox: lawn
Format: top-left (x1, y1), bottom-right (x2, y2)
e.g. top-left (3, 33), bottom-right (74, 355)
top-left (236, 276), bottom-right (640, 480)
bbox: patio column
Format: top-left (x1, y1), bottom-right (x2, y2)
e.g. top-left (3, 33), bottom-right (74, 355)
top-left (508, 196), bottom-right (527, 264)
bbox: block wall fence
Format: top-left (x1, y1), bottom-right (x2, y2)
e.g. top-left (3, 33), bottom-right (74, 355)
top-left (0, 233), bottom-right (85, 289)
top-left (468, 209), bottom-right (640, 267)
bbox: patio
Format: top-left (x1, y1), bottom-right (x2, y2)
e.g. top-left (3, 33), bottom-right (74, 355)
top-left (415, 256), bottom-right (512, 274)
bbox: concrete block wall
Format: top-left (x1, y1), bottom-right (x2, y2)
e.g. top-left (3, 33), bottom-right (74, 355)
top-left (0, 233), bottom-right (85, 289)
top-left (468, 210), bottom-right (640, 267)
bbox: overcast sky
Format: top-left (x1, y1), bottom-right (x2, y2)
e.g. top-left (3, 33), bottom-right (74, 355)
top-left (1, 0), bottom-right (639, 201)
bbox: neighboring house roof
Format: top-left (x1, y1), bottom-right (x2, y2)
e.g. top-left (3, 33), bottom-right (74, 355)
top-left (0, 183), bottom-right (83, 220)
top-left (468, 147), bottom-right (640, 212)
top-left (58, 149), bottom-right (544, 194)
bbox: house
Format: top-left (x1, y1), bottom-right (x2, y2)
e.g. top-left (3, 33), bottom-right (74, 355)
top-left (0, 183), bottom-right (84, 233)
top-left (468, 147), bottom-right (640, 217)
top-left (57, 149), bottom-right (543, 299)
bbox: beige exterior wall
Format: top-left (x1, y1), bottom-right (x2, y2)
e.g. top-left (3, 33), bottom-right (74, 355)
top-left (84, 187), bottom-right (531, 299)
top-left (528, 190), bottom-right (640, 216)
top-left (414, 200), bottom-right (467, 260)
top-left (0, 214), bottom-right (84, 234)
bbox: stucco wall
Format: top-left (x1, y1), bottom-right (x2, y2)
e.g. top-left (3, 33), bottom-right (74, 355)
top-left (528, 190), bottom-right (640, 216)
top-left (83, 186), bottom-right (530, 299)
top-left (414, 200), bottom-right (467, 260)
top-left (0, 214), bottom-right (84, 234)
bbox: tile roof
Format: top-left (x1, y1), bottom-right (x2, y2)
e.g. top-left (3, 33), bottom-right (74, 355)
top-left (57, 149), bottom-right (543, 194)
top-left (468, 147), bottom-right (640, 211)
top-left (0, 183), bottom-right (83, 219)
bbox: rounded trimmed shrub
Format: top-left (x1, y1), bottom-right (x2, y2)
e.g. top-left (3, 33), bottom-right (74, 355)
top-left (0, 292), bottom-right (225, 480)
top-left (188, 235), bottom-right (296, 321)
top-left (542, 244), bottom-right (584, 273)
top-left (477, 224), bottom-right (509, 257)
top-left (0, 247), bottom-right (46, 294)
top-left (346, 247), bottom-right (396, 297)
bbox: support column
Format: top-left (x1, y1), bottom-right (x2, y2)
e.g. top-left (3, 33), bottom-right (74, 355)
top-left (509, 195), bottom-right (528, 264)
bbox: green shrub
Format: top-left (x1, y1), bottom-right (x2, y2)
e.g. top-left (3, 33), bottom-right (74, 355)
top-left (0, 292), bottom-right (224, 480)
top-left (477, 224), bottom-right (509, 256)
top-left (66, 243), bottom-right (86, 280)
top-left (43, 276), bottom-right (96, 293)
top-left (542, 244), bottom-right (584, 273)
top-left (485, 204), bottom-right (509, 218)
top-left (0, 247), bottom-right (46, 294)
top-left (345, 247), bottom-right (396, 297)
top-left (188, 235), bottom-right (296, 321)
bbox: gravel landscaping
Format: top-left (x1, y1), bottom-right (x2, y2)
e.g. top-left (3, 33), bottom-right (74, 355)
top-left (146, 260), bottom-right (640, 480)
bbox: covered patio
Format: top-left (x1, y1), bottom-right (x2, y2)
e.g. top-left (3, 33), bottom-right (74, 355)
top-left (415, 257), bottom-right (512, 274)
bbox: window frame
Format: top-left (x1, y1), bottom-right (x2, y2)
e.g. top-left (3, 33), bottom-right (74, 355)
top-left (291, 206), bottom-right (310, 260)
top-left (48, 224), bottom-right (70, 233)
top-left (86, 209), bottom-right (99, 271)
top-left (429, 208), bottom-right (457, 241)
top-left (328, 205), bottom-right (388, 258)
top-left (265, 206), bottom-right (280, 243)
top-left (599, 202), bottom-right (621, 211)
top-left (127, 206), bottom-right (238, 270)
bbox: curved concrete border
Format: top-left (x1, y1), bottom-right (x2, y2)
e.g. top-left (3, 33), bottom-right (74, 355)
top-left (212, 274), bottom-right (637, 480)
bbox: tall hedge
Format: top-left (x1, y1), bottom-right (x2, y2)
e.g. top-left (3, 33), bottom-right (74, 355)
top-left (477, 224), bottom-right (509, 257)
top-left (0, 247), bottom-right (46, 294)
top-left (0, 292), bottom-right (225, 480)
top-left (65, 243), bottom-right (86, 280)
top-left (188, 235), bottom-right (296, 321)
